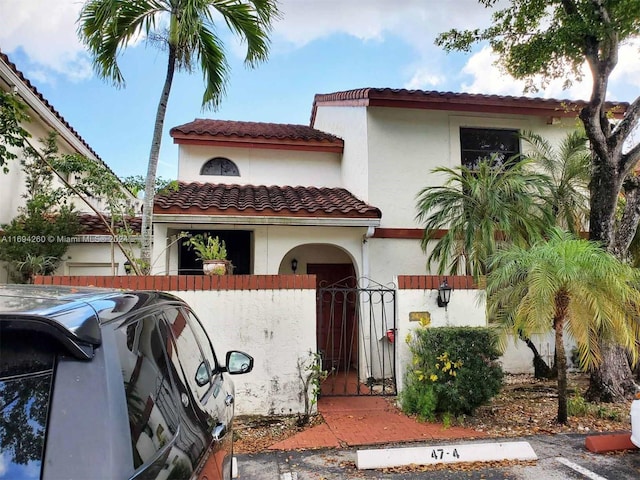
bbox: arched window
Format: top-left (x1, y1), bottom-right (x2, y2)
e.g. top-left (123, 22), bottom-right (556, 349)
top-left (200, 157), bottom-right (240, 176)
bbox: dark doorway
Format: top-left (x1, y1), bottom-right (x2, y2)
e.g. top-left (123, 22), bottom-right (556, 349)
top-left (179, 230), bottom-right (252, 275)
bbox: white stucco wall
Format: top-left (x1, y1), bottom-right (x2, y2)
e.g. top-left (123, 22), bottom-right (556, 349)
top-left (59, 242), bottom-right (139, 276)
top-left (365, 108), bottom-right (576, 228)
top-left (177, 144), bottom-right (342, 187)
top-left (395, 286), bottom-right (487, 392)
top-left (169, 288), bottom-right (317, 416)
top-left (312, 106), bottom-right (369, 200)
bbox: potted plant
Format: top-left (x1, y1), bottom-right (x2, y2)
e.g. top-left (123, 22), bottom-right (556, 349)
top-left (183, 233), bottom-right (231, 275)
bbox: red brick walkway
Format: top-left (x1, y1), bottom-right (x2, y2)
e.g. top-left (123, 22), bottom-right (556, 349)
top-left (268, 396), bottom-right (486, 451)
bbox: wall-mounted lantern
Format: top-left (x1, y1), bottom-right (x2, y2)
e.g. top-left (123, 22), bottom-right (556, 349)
top-left (437, 278), bottom-right (452, 310)
top-left (291, 258), bottom-right (298, 273)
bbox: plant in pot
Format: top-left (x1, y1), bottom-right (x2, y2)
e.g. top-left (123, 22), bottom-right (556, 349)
top-left (183, 233), bottom-right (231, 275)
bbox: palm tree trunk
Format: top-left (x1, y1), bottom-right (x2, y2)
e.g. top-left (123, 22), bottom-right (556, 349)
top-left (555, 323), bottom-right (568, 424)
top-left (140, 43), bottom-right (177, 274)
top-left (554, 292), bottom-right (569, 424)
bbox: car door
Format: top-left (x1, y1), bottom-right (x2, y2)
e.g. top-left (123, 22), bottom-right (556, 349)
top-left (161, 307), bottom-right (233, 480)
top-left (115, 313), bottom-right (203, 480)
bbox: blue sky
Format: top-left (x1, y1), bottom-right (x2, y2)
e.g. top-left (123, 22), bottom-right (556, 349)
top-left (1, 0), bottom-right (639, 180)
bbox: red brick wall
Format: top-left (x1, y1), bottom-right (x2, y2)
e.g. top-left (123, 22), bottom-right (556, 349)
top-left (397, 275), bottom-right (478, 290)
top-left (33, 275), bottom-right (316, 291)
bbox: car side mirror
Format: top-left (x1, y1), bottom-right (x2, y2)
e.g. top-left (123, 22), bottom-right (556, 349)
top-left (225, 350), bottom-right (253, 375)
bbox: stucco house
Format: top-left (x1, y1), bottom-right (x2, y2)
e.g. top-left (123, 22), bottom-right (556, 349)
top-left (153, 88), bottom-right (622, 285)
top-left (149, 88), bottom-right (626, 385)
top-left (0, 51), bottom-right (140, 281)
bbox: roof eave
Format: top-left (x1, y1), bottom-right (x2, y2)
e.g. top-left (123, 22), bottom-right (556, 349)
top-left (153, 213), bottom-right (380, 227)
top-left (171, 133), bottom-right (344, 153)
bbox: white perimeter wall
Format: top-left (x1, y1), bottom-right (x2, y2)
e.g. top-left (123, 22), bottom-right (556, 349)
top-left (395, 286), bottom-right (487, 392)
top-left (169, 287), bottom-right (317, 416)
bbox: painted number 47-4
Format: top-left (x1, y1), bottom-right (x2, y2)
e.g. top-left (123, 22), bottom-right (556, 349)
top-left (431, 448), bottom-right (460, 460)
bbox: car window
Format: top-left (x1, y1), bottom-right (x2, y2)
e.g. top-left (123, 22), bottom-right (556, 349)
top-left (0, 330), bottom-right (56, 480)
top-left (163, 308), bottom-right (217, 401)
top-left (115, 316), bottom-right (179, 470)
top-left (184, 309), bottom-right (219, 379)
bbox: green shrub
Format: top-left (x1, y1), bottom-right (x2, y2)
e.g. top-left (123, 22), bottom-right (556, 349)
top-left (400, 373), bottom-right (437, 421)
top-left (567, 392), bottom-right (589, 416)
top-left (402, 327), bottom-right (503, 417)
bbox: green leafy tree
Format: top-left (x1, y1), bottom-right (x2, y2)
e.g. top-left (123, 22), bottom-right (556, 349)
top-left (415, 156), bottom-right (550, 277)
top-left (520, 130), bottom-right (591, 236)
top-left (437, 0), bottom-right (640, 401)
top-left (0, 90), bottom-right (30, 171)
top-left (487, 228), bottom-right (640, 423)
top-left (52, 153), bottom-right (144, 274)
top-left (0, 135), bottom-right (80, 283)
top-left (78, 0), bottom-right (279, 274)
top-left (416, 131), bottom-right (593, 377)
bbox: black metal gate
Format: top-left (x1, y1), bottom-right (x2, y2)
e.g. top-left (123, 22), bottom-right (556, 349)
top-left (317, 278), bottom-right (396, 396)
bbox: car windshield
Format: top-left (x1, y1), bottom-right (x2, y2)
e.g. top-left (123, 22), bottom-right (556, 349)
top-left (0, 329), bottom-right (56, 480)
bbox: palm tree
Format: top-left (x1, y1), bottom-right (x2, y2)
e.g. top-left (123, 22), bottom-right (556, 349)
top-left (415, 156), bottom-right (550, 277)
top-left (78, 0), bottom-right (279, 273)
top-left (487, 228), bottom-right (640, 424)
top-left (520, 130), bottom-right (591, 236)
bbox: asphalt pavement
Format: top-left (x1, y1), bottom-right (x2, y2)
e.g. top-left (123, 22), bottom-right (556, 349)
top-left (235, 434), bottom-right (640, 479)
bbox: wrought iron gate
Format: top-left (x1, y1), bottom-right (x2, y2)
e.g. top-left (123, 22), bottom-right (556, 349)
top-left (317, 278), bottom-right (396, 396)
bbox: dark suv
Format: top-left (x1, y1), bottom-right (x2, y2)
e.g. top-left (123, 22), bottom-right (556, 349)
top-left (0, 285), bottom-right (253, 480)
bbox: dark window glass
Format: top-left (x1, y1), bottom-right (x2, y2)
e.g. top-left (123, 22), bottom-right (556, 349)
top-left (178, 230), bottom-right (252, 275)
top-left (460, 128), bottom-right (520, 170)
top-left (163, 308), bottom-right (214, 401)
top-left (116, 316), bottom-right (179, 470)
top-left (0, 330), bottom-right (56, 480)
top-left (200, 157), bottom-right (240, 176)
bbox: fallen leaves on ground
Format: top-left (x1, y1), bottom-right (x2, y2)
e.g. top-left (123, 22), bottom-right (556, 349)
top-left (233, 373), bottom-right (633, 454)
top-left (464, 373), bottom-right (632, 438)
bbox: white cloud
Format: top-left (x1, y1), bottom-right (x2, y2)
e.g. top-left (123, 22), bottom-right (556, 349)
top-left (405, 69), bottom-right (445, 90)
top-left (459, 45), bottom-right (595, 100)
top-left (274, 0), bottom-right (494, 53)
top-left (0, 0), bottom-right (89, 81)
top-left (611, 38), bottom-right (640, 88)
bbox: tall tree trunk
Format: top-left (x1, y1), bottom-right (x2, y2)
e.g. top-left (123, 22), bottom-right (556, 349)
top-left (580, 30), bottom-right (640, 401)
top-left (140, 43), bottom-right (177, 274)
top-left (521, 335), bottom-right (555, 379)
top-left (554, 293), bottom-right (568, 424)
top-left (587, 161), bottom-right (638, 400)
top-left (587, 344), bottom-right (636, 402)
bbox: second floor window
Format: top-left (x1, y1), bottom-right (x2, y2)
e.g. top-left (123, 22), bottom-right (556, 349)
top-left (200, 157), bottom-right (240, 176)
top-left (460, 128), bottom-right (520, 170)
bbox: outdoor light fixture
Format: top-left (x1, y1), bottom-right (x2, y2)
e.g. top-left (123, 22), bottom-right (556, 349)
top-left (124, 260), bottom-right (133, 275)
top-left (291, 258), bottom-right (298, 273)
top-left (437, 278), bottom-right (452, 310)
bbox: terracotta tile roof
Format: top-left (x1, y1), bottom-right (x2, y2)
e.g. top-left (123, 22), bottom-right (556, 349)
top-left (310, 87), bottom-right (629, 125)
top-left (154, 182), bottom-right (381, 219)
top-left (78, 214), bottom-right (141, 235)
top-left (170, 119), bottom-right (344, 153)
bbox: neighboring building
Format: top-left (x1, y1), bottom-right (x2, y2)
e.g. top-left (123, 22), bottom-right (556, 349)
top-left (0, 51), bottom-right (140, 280)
